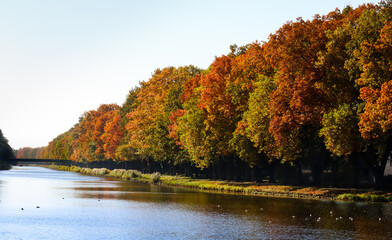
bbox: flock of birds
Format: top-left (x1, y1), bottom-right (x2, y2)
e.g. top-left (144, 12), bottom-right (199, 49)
top-left (19, 201), bottom-right (384, 224)
top-left (216, 205), bottom-right (384, 223)
top-left (272, 209), bottom-right (382, 223)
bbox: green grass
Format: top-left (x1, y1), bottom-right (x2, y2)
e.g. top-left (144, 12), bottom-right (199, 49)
top-left (337, 193), bottom-right (392, 202)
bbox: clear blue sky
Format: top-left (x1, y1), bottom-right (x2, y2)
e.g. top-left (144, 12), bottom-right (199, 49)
top-left (0, 0), bottom-right (377, 149)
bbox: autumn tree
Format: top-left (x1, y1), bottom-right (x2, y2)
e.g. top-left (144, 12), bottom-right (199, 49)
top-left (227, 43), bottom-right (278, 179)
top-left (170, 74), bottom-right (209, 168)
top-left (126, 66), bottom-right (201, 167)
top-left (265, 14), bottom-right (341, 184)
top-left (101, 110), bottom-right (123, 160)
top-left (71, 104), bottom-right (119, 162)
top-left (231, 75), bottom-right (280, 181)
top-left (317, 3), bottom-right (392, 188)
top-left (171, 55), bottom-right (243, 180)
top-left (172, 47), bottom-right (272, 179)
top-left (316, 5), bottom-right (375, 186)
top-left (356, 5), bottom-right (392, 187)
top-left (114, 87), bottom-right (141, 161)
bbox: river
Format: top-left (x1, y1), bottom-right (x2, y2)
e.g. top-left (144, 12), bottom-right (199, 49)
top-left (0, 166), bottom-right (391, 239)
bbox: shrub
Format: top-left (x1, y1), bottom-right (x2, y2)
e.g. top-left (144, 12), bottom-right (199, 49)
top-left (58, 166), bottom-right (70, 171)
top-left (121, 170), bottom-right (132, 180)
top-left (121, 170), bottom-right (141, 180)
top-left (80, 168), bottom-right (92, 175)
top-left (130, 170), bottom-right (142, 178)
top-left (337, 194), bottom-right (360, 201)
top-left (108, 169), bottom-right (126, 178)
top-left (365, 194), bottom-right (388, 202)
top-left (91, 168), bottom-right (110, 176)
top-left (70, 166), bottom-right (81, 172)
top-left (151, 172), bottom-right (161, 184)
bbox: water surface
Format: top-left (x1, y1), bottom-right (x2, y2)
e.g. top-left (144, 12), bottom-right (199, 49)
top-left (0, 166), bottom-right (391, 239)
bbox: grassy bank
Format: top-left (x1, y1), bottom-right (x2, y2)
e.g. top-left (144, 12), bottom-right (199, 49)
top-left (46, 165), bottom-right (392, 203)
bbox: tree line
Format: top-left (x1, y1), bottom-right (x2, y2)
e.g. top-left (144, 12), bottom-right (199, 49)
top-left (16, 2), bottom-right (392, 188)
top-left (0, 130), bottom-right (14, 170)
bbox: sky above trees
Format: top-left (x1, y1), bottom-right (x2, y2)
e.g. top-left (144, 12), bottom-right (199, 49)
top-left (0, 0), bottom-right (377, 149)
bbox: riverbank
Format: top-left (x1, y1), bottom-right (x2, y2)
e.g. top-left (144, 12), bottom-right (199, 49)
top-left (46, 165), bottom-right (392, 203)
top-left (0, 161), bottom-right (11, 170)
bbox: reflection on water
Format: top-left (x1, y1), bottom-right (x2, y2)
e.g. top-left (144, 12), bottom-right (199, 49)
top-left (0, 166), bottom-right (391, 239)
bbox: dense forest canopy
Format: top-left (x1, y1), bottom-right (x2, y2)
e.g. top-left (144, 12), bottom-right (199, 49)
top-left (17, 1), bottom-right (392, 187)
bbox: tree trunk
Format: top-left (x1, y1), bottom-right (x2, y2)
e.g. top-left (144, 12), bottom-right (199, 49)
top-left (296, 160), bottom-right (303, 186)
top-left (283, 165), bottom-right (289, 185)
top-left (235, 158), bottom-right (242, 181)
top-left (352, 157), bottom-right (360, 188)
top-left (330, 159), bottom-right (338, 187)
top-left (310, 162), bottom-right (322, 186)
top-left (268, 162), bottom-right (276, 183)
top-left (373, 165), bottom-right (385, 189)
top-left (371, 153), bottom-right (389, 189)
top-left (368, 138), bottom-right (392, 189)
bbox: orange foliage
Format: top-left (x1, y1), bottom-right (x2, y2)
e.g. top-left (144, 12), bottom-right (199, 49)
top-left (168, 109), bottom-right (186, 147)
top-left (102, 111), bottom-right (123, 159)
top-left (360, 80), bottom-right (392, 139)
top-left (71, 104), bottom-right (119, 161)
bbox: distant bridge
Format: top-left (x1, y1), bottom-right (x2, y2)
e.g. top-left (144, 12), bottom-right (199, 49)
top-left (9, 158), bottom-right (73, 166)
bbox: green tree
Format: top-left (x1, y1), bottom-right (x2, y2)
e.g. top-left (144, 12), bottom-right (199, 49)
top-left (0, 129), bottom-right (14, 169)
